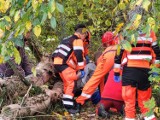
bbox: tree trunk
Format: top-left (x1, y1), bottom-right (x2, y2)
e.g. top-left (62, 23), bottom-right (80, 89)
top-left (0, 76), bottom-right (63, 120)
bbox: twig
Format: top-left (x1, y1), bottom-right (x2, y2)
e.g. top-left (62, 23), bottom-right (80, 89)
top-left (20, 84), bottom-right (32, 106)
top-left (15, 112), bottom-right (67, 119)
top-left (13, 84), bottom-right (32, 120)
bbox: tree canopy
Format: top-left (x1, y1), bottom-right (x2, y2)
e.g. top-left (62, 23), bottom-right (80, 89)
top-left (0, 0), bottom-right (160, 117)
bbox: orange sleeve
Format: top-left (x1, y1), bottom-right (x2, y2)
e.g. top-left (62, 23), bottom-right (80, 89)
top-left (82, 50), bottom-right (116, 92)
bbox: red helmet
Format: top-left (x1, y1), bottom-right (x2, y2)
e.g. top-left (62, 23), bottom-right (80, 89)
top-left (102, 31), bottom-right (118, 45)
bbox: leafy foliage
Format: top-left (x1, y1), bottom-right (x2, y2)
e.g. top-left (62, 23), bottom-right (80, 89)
top-left (0, 0), bottom-right (160, 118)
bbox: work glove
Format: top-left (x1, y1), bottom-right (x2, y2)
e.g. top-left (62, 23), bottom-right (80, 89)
top-left (85, 55), bottom-right (90, 64)
top-left (80, 70), bottom-right (85, 79)
top-left (152, 72), bottom-right (159, 77)
top-left (91, 89), bottom-right (101, 104)
top-left (114, 75), bottom-right (121, 82)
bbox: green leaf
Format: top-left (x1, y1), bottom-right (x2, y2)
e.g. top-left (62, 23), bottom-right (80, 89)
top-left (56, 2), bottom-right (64, 13)
top-left (48, 0), bottom-right (56, 13)
top-left (41, 13), bottom-right (47, 25)
top-left (121, 40), bottom-right (132, 52)
top-left (50, 17), bottom-right (56, 29)
top-left (144, 97), bottom-right (156, 117)
top-left (119, 2), bottom-right (126, 10)
top-left (12, 35), bottom-right (24, 47)
top-left (105, 19), bottom-right (111, 26)
top-left (78, 12), bottom-right (84, 21)
top-left (33, 18), bottom-right (40, 26)
top-left (9, 8), bottom-right (16, 17)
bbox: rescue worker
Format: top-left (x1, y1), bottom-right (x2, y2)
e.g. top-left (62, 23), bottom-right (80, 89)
top-left (52, 24), bottom-right (90, 114)
top-left (113, 6), bottom-right (160, 120)
top-left (96, 69), bottom-right (124, 118)
top-left (0, 32), bottom-right (32, 78)
top-left (72, 31), bottom-right (120, 114)
top-left (114, 32), bottom-right (159, 120)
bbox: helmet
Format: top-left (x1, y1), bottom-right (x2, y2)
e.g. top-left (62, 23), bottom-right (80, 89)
top-left (102, 31), bottom-right (119, 45)
top-left (102, 31), bottom-right (114, 45)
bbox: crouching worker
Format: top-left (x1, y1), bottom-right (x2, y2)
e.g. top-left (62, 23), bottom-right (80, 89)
top-left (70, 31), bottom-right (120, 114)
top-left (52, 24), bottom-right (90, 114)
top-left (96, 69), bottom-right (124, 118)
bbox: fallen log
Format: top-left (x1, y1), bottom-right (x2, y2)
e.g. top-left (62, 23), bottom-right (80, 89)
top-left (0, 81), bottom-right (63, 120)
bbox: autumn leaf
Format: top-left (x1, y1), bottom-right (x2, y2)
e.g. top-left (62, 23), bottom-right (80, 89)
top-left (4, 16), bottom-right (11, 22)
top-left (24, 0), bottom-right (28, 4)
top-left (130, 34), bottom-right (136, 44)
top-left (48, 12), bottom-right (52, 19)
top-left (31, 67), bottom-right (36, 77)
top-left (38, 0), bottom-right (42, 3)
top-left (135, 0), bottom-right (143, 6)
top-left (115, 23), bottom-right (124, 35)
top-left (0, 0), bottom-right (10, 13)
top-left (0, 29), bottom-right (4, 38)
top-left (119, 2), bottom-right (126, 10)
top-left (142, 0), bottom-right (151, 11)
top-left (83, 0), bottom-right (87, 5)
top-left (0, 55), bottom-right (4, 64)
top-left (147, 17), bottom-right (155, 30)
top-left (26, 21), bottom-right (32, 31)
top-left (13, 47), bottom-right (21, 65)
top-left (33, 25), bottom-right (41, 37)
top-left (14, 10), bottom-right (20, 22)
top-left (32, 0), bottom-right (38, 11)
top-left (130, 14), bottom-right (142, 30)
top-left (116, 44), bottom-right (121, 56)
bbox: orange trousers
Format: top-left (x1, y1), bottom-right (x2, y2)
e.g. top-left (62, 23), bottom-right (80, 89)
top-left (122, 86), bottom-right (152, 119)
top-left (60, 67), bottom-right (78, 97)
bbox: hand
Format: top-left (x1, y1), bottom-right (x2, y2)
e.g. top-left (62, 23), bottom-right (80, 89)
top-left (85, 55), bottom-right (90, 64)
top-left (114, 75), bottom-right (121, 82)
top-left (152, 72), bottom-right (159, 77)
top-left (91, 89), bottom-right (101, 104)
top-left (80, 70), bottom-right (85, 79)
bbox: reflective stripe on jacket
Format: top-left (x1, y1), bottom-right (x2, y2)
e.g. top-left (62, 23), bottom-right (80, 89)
top-left (114, 31), bottom-right (160, 73)
top-left (53, 34), bottom-right (85, 71)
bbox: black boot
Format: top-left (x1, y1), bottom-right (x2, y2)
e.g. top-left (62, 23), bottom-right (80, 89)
top-left (67, 103), bottom-right (81, 115)
top-left (67, 108), bottom-right (80, 115)
top-left (75, 103), bottom-right (81, 113)
top-left (98, 104), bottom-right (110, 118)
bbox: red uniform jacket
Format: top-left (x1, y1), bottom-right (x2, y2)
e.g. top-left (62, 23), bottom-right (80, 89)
top-left (101, 69), bottom-right (123, 101)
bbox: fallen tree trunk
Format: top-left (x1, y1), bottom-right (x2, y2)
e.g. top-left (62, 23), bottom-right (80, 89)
top-left (0, 81), bottom-right (63, 120)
